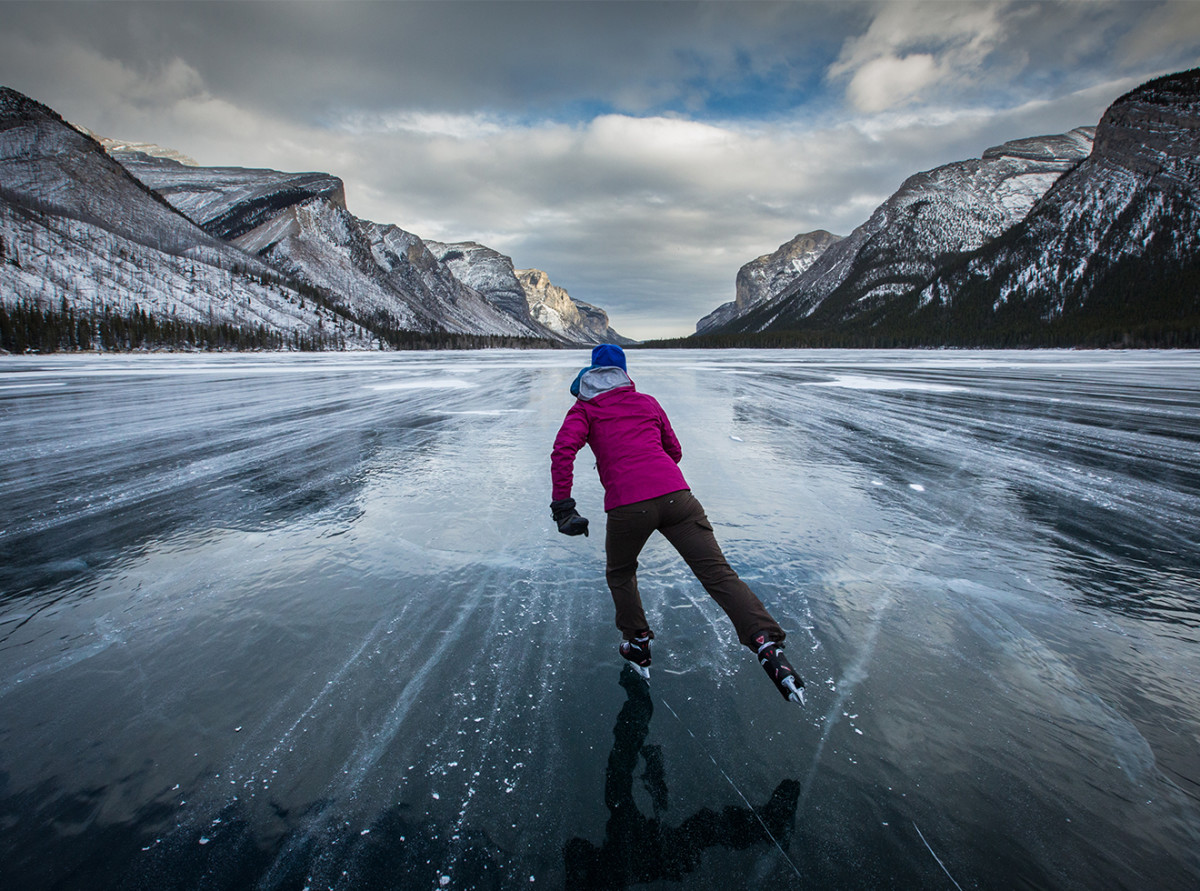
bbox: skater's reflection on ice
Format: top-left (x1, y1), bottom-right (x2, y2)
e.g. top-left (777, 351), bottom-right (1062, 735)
top-left (563, 665), bottom-right (801, 888)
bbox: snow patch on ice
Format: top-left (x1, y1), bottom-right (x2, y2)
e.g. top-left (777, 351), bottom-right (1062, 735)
top-left (809, 375), bottom-right (963, 392)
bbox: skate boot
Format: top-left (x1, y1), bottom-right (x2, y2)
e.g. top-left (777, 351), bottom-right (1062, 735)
top-left (619, 634), bottom-right (652, 680)
top-left (754, 634), bottom-right (805, 705)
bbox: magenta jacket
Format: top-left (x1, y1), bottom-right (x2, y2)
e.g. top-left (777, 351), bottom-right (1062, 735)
top-left (551, 366), bottom-right (689, 512)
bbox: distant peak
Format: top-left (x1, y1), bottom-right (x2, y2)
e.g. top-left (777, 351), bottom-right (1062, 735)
top-left (514, 268), bottom-right (551, 287)
top-left (74, 126), bottom-right (201, 167)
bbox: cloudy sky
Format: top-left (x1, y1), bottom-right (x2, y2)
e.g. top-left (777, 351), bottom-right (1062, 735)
top-left (3, 1), bottom-right (1199, 339)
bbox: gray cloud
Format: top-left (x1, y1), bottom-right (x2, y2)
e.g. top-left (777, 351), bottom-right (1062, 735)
top-left (2, 1), bottom-right (1198, 339)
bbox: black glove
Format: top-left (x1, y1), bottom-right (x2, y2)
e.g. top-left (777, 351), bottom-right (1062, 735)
top-left (550, 498), bottom-right (589, 536)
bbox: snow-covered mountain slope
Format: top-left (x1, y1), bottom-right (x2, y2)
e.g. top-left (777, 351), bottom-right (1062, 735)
top-left (1, 86), bottom-right (374, 348)
top-left (515, 268), bottom-right (634, 345)
top-left (0, 198), bottom-right (373, 347)
top-left (699, 68), bottom-right (1200, 347)
top-left (112, 150), bottom-right (546, 338)
top-left (360, 222), bottom-right (543, 336)
top-left (2, 88), bottom-right (253, 268)
top-left (696, 230), bottom-right (842, 334)
top-left (233, 194), bottom-right (536, 337)
top-left (908, 68), bottom-right (1200, 344)
top-left (110, 142), bottom-right (625, 344)
top-left (718, 127), bottom-right (1095, 335)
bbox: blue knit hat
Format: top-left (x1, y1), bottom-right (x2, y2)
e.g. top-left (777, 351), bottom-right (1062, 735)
top-left (591, 343), bottom-right (627, 370)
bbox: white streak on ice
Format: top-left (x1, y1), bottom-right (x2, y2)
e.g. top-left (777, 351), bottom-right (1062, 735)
top-left (366, 379), bottom-right (475, 391)
top-left (914, 822), bottom-right (965, 891)
top-left (0, 381), bottom-right (67, 391)
top-left (437, 409), bottom-right (533, 416)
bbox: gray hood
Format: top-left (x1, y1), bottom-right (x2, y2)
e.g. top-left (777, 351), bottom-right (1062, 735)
top-left (577, 366), bottom-right (634, 401)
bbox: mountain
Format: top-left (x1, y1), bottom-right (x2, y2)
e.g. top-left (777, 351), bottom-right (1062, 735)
top-left (2, 85), bottom-right (624, 351)
top-left (711, 127), bottom-right (1096, 337)
top-left (696, 230), bottom-right (842, 334)
top-left (2, 89), bottom-right (253, 267)
top-left (698, 68), bottom-right (1200, 348)
top-left (110, 152), bottom-right (550, 340)
top-left (905, 68), bottom-right (1200, 346)
top-left (515, 268), bottom-right (635, 345)
top-left (1, 86), bottom-right (372, 350)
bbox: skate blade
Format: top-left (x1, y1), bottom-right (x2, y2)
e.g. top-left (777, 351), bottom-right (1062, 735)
top-left (783, 676), bottom-right (805, 706)
top-left (632, 663), bottom-right (650, 680)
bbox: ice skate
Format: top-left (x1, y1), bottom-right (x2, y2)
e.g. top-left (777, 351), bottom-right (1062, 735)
top-left (619, 634), bottom-right (652, 680)
top-left (754, 635), bottom-right (805, 705)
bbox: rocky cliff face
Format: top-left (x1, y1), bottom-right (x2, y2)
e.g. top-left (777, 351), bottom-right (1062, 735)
top-left (696, 230), bottom-right (842, 334)
top-left (426, 241), bottom-right (543, 334)
top-left (1091, 72), bottom-right (1200, 183)
top-left (116, 152), bottom-right (348, 242)
top-left (516, 268), bottom-right (633, 345)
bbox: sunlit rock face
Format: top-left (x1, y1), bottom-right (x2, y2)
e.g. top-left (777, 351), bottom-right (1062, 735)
top-left (517, 268), bottom-right (634, 345)
top-left (427, 241), bottom-right (547, 337)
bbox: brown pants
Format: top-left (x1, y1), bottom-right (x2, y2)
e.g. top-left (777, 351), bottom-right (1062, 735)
top-left (604, 490), bottom-right (784, 648)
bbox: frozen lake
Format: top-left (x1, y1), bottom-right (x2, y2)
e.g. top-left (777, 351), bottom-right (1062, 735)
top-left (1, 349), bottom-right (1198, 889)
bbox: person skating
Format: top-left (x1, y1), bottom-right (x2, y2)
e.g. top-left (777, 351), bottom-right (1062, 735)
top-left (549, 344), bottom-right (804, 704)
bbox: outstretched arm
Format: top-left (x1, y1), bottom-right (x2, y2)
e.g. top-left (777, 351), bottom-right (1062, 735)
top-left (551, 405), bottom-right (588, 501)
top-left (550, 406), bottom-right (590, 536)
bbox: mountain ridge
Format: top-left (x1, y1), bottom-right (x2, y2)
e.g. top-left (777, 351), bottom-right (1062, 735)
top-left (712, 127), bottom-right (1096, 337)
top-left (1, 85), bottom-right (627, 351)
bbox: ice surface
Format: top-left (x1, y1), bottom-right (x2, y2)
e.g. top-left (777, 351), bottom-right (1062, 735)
top-left (1, 349), bottom-right (1199, 889)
